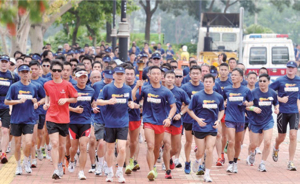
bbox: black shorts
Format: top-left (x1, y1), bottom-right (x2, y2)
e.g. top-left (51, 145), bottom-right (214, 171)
top-left (104, 127), bottom-right (128, 143)
top-left (46, 121), bottom-right (69, 137)
top-left (11, 123), bottom-right (34, 137)
top-left (193, 131), bottom-right (217, 139)
top-left (69, 124), bottom-right (91, 139)
top-left (37, 114), bottom-right (45, 130)
top-left (183, 123), bottom-right (192, 131)
top-left (0, 108), bottom-right (11, 129)
top-left (277, 113), bottom-right (299, 134)
top-left (244, 122), bottom-right (249, 130)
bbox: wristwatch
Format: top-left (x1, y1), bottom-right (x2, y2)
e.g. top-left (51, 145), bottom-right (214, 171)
top-left (179, 112), bottom-right (183, 116)
top-left (168, 117), bottom-right (172, 121)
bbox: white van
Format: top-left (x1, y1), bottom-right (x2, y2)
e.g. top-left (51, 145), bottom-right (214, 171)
top-left (243, 34), bottom-right (295, 82)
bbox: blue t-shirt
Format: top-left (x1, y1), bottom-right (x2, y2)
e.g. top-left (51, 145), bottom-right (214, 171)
top-left (241, 79), bottom-right (248, 86)
top-left (137, 84), bottom-right (176, 125)
top-left (247, 88), bottom-right (278, 126)
top-left (31, 81), bottom-right (46, 120)
top-left (0, 70), bottom-right (19, 110)
top-left (128, 81), bottom-right (141, 122)
top-left (42, 73), bottom-right (51, 79)
top-left (70, 85), bottom-right (96, 125)
top-left (92, 80), bottom-right (110, 124)
top-left (269, 75), bottom-right (300, 113)
top-left (182, 75), bottom-right (191, 84)
top-left (31, 77), bottom-right (47, 116)
top-left (215, 78), bottom-right (233, 91)
top-left (214, 82), bottom-right (223, 95)
top-left (181, 82), bottom-right (204, 124)
top-left (189, 90), bottom-right (224, 132)
top-left (69, 78), bottom-right (77, 86)
top-left (183, 67), bottom-right (190, 76)
top-left (255, 81), bottom-right (259, 88)
top-left (99, 83), bottom-right (132, 128)
top-left (5, 82), bottom-right (39, 124)
top-left (169, 86), bottom-right (190, 127)
top-left (223, 85), bottom-right (253, 123)
top-left (157, 48), bottom-right (165, 55)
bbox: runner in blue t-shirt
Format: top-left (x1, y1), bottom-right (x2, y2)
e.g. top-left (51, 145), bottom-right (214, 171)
top-left (223, 68), bottom-right (253, 174)
top-left (188, 74), bottom-right (224, 182)
top-left (181, 65), bottom-right (204, 174)
top-left (163, 71), bottom-right (190, 179)
top-left (132, 66), bottom-right (176, 181)
top-left (246, 74), bottom-right (279, 172)
top-left (97, 66), bottom-right (135, 183)
top-left (68, 69), bottom-right (96, 180)
top-left (269, 61), bottom-right (300, 171)
top-left (5, 64), bottom-right (39, 175)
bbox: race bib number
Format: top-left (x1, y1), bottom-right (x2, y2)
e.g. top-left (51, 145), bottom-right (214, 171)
top-left (116, 98), bottom-right (127, 104)
top-left (147, 97), bottom-right (161, 104)
top-left (203, 104), bottom-right (218, 109)
top-left (77, 96), bottom-right (92, 101)
top-left (258, 101), bottom-right (272, 106)
top-left (18, 94), bottom-right (33, 100)
top-left (0, 81), bottom-right (10, 86)
top-left (229, 97), bottom-right (243, 102)
top-left (284, 87), bottom-right (299, 92)
top-left (124, 93), bottom-right (129, 98)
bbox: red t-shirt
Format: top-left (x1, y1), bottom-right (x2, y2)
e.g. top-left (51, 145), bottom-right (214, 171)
top-left (44, 80), bottom-right (78, 124)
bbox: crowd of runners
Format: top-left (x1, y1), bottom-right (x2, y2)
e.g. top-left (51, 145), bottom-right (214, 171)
top-left (0, 42), bottom-right (299, 183)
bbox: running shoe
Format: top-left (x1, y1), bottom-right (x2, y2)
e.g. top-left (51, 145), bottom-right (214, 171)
top-left (157, 148), bottom-right (162, 163)
top-left (272, 148), bottom-right (279, 162)
top-left (255, 147), bottom-right (262, 154)
top-left (249, 152), bottom-right (256, 166)
top-left (174, 158), bottom-right (182, 168)
top-left (31, 159), bottom-right (37, 168)
top-left (233, 162), bottom-right (238, 173)
top-left (104, 162), bottom-right (109, 176)
top-left (224, 141), bottom-right (228, 154)
top-left (258, 163), bottom-right (266, 172)
top-left (6, 142), bottom-right (11, 153)
top-left (170, 159), bottom-right (175, 170)
top-left (246, 155), bottom-right (251, 166)
top-left (52, 170), bottom-right (60, 180)
top-left (192, 160), bottom-right (201, 173)
top-left (165, 169), bottom-right (172, 179)
top-left (78, 170), bottom-right (86, 180)
top-left (65, 155), bottom-right (70, 168)
top-left (58, 163), bottom-right (64, 177)
top-left (204, 175), bottom-right (213, 182)
top-left (288, 161), bottom-right (297, 171)
top-left (216, 158), bottom-right (223, 166)
top-left (184, 161), bottom-right (191, 174)
top-left (221, 153), bottom-right (225, 164)
top-left (15, 166), bottom-right (22, 175)
top-left (41, 148), bottom-right (46, 158)
top-left (147, 170), bottom-right (155, 181)
top-left (68, 161), bottom-right (75, 173)
top-left (89, 164), bottom-right (96, 173)
top-left (132, 160), bottom-right (140, 171)
top-left (196, 165), bottom-right (205, 175)
top-left (23, 160), bottom-right (32, 173)
top-left (1, 153), bottom-right (8, 164)
top-left (125, 163), bottom-right (132, 174)
top-left (37, 149), bottom-right (43, 161)
top-left (138, 133), bottom-right (143, 143)
top-left (116, 169), bottom-right (126, 183)
top-left (95, 162), bottom-right (103, 176)
top-left (106, 171), bottom-right (114, 182)
top-left (162, 162), bottom-right (166, 171)
top-left (154, 166), bottom-right (158, 178)
top-left (226, 163), bottom-right (233, 173)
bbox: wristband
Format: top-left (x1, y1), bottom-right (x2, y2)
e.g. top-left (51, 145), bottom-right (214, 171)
top-left (249, 106), bottom-right (255, 111)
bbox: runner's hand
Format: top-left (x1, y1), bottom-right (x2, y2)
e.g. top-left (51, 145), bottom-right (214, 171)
top-left (33, 102), bottom-right (38, 110)
top-left (274, 107), bottom-right (279, 114)
top-left (136, 80), bottom-right (144, 88)
top-left (43, 103), bottom-right (50, 110)
top-left (0, 120), bottom-right (2, 128)
top-left (173, 113), bottom-right (181, 121)
top-left (108, 97), bottom-right (117, 105)
top-left (76, 106), bottom-right (84, 114)
top-left (128, 101), bottom-right (135, 109)
top-left (243, 100), bottom-right (250, 106)
top-left (19, 98), bottom-right (26, 104)
top-left (58, 98), bottom-right (67, 105)
top-left (213, 120), bottom-right (220, 129)
top-left (163, 118), bottom-right (171, 127)
top-left (32, 98), bottom-right (37, 103)
top-left (93, 107), bottom-right (100, 114)
top-left (196, 118), bottom-right (206, 127)
top-left (253, 107), bottom-right (262, 114)
top-left (281, 96), bottom-right (289, 103)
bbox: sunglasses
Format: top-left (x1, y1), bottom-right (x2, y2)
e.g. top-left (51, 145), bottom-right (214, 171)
top-left (175, 75), bottom-right (183, 78)
top-left (0, 60), bottom-right (8, 63)
top-left (10, 63), bottom-right (15, 66)
top-left (52, 69), bottom-right (62, 73)
top-left (43, 64), bottom-right (50, 67)
top-left (171, 66), bottom-right (177, 69)
top-left (259, 80), bottom-right (267, 83)
top-left (153, 58), bottom-right (160, 60)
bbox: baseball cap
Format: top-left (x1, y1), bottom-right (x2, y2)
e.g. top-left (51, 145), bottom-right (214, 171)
top-left (210, 68), bottom-right (218, 77)
top-left (105, 48), bottom-right (112, 53)
top-left (141, 53), bottom-right (148, 58)
top-left (152, 53), bottom-right (161, 59)
top-left (103, 69), bottom-right (114, 79)
top-left (0, 55), bottom-right (10, 62)
top-left (32, 54), bottom-right (41, 61)
top-left (103, 56), bottom-right (111, 63)
top-left (161, 67), bottom-right (169, 73)
top-left (75, 70), bottom-right (88, 78)
top-left (287, 61), bottom-right (297, 68)
top-left (114, 67), bottom-right (125, 74)
top-left (10, 58), bottom-right (16, 64)
top-left (18, 64), bottom-right (30, 72)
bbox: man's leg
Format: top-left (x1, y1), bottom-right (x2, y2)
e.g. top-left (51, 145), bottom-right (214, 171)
top-left (31, 124), bottom-right (38, 167)
top-left (262, 128), bottom-right (273, 161)
top-left (1, 127), bottom-right (10, 161)
top-left (78, 136), bottom-right (89, 171)
top-left (69, 139), bottom-right (79, 163)
top-left (144, 128), bottom-right (156, 171)
top-left (88, 125), bottom-right (96, 170)
top-left (234, 131), bottom-right (244, 160)
top-left (49, 132), bottom-right (59, 170)
top-left (24, 133), bottom-right (33, 158)
top-left (170, 133), bottom-right (181, 158)
top-left (117, 140), bottom-right (127, 169)
top-left (58, 135), bottom-right (67, 164)
top-left (129, 126), bottom-right (140, 158)
top-left (106, 142), bottom-right (115, 168)
top-left (153, 133), bottom-right (164, 165)
top-left (184, 130), bottom-right (193, 162)
top-left (288, 129), bottom-right (298, 161)
top-left (215, 125), bottom-right (222, 160)
top-left (163, 132), bottom-right (172, 171)
top-left (226, 127), bottom-right (235, 163)
top-left (14, 136), bottom-right (22, 163)
top-left (204, 135), bottom-right (216, 179)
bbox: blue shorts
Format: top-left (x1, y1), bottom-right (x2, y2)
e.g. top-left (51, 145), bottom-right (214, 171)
top-left (225, 121), bottom-right (244, 133)
top-left (249, 121), bottom-right (274, 134)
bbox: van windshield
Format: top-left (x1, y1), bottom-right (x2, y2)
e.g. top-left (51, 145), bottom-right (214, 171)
top-left (272, 47), bottom-right (289, 64)
top-left (249, 47), bottom-right (267, 65)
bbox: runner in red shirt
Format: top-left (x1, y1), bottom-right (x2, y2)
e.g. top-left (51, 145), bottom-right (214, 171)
top-left (43, 60), bottom-right (78, 180)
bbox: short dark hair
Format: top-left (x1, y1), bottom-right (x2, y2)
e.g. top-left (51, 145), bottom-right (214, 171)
top-left (92, 61), bottom-right (102, 69)
top-left (190, 65), bottom-right (201, 73)
top-left (161, 63), bottom-right (171, 70)
top-left (125, 66), bottom-right (135, 74)
top-left (95, 54), bottom-right (102, 59)
top-left (56, 55), bottom-right (65, 62)
top-left (50, 60), bottom-right (63, 70)
top-left (70, 58), bottom-right (79, 63)
top-left (108, 61), bottom-right (117, 66)
top-left (29, 60), bottom-right (40, 67)
top-left (82, 57), bottom-right (92, 64)
top-left (63, 61), bottom-right (72, 68)
top-left (237, 63), bottom-right (245, 67)
top-left (189, 60), bottom-right (197, 66)
top-left (41, 58), bottom-right (51, 64)
top-left (219, 62), bottom-right (229, 68)
top-left (247, 71), bottom-right (257, 77)
top-left (203, 73), bottom-right (215, 82)
top-left (164, 71), bottom-right (176, 78)
top-left (42, 50), bottom-right (52, 58)
top-left (170, 60), bottom-right (178, 64)
top-left (228, 57), bottom-right (237, 63)
top-left (14, 51), bottom-right (22, 58)
top-left (232, 68), bottom-right (243, 77)
top-left (259, 73), bottom-right (270, 81)
top-left (16, 57), bottom-right (24, 62)
top-left (259, 67), bottom-right (268, 74)
top-left (149, 65), bottom-right (161, 73)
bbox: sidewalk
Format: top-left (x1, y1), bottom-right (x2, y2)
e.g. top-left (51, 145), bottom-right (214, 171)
top-left (1, 128), bottom-right (300, 184)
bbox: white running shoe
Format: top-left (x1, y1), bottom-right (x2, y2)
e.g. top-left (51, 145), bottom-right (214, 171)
top-left (226, 163), bottom-right (233, 173)
top-left (31, 159), bottom-right (37, 168)
top-left (116, 170), bottom-right (125, 183)
top-left (37, 149), bottom-right (43, 161)
top-left (192, 160), bottom-right (201, 173)
top-left (162, 162), bottom-right (166, 171)
top-left (255, 147), bottom-right (262, 154)
top-left (15, 166), bottom-right (22, 175)
top-left (258, 163), bottom-right (267, 172)
top-left (6, 142), bottom-right (11, 153)
top-left (249, 152), bottom-right (256, 166)
top-left (233, 162), bottom-right (238, 173)
top-left (89, 164), bottom-right (96, 173)
top-left (204, 174), bottom-right (212, 182)
top-left (106, 171), bottom-right (114, 182)
top-left (58, 164), bottom-right (64, 177)
top-left (95, 162), bottom-right (103, 176)
top-left (23, 160), bottom-right (32, 173)
top-left (138, 133), bottom-right (143, 143)
top-left (78, 170), bottom-right (86, 180)
top-left (68, 161), bottom-right (76, 173)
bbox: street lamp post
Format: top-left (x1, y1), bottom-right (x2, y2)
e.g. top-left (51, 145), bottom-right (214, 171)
top-left (111, 0), bottom-right (117, 51)
top-left (118, 0), bottom-right (129, 62)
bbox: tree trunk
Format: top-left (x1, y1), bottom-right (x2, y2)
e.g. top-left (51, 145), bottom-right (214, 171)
top-left (208, 0), bottom-right (215, 12)
top-left (224, 0), bottom-right (230, 13)
top-left (30, 24), bottom-right (43, 54)
top-left (145, 12), bottom-right (151, 43)
top-left (72, 15), bottom-right (81, 46)
top-left (10, 20), bottom-right (31, 56)
top-left (0, 31), bottom-right (9, 55)
top-left (106, 21), bottom-right (112, 43)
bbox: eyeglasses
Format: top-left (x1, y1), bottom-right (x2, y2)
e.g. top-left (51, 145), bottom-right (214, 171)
top-left (175, 75), bottom-right (183, 78)
top-left (259, 80), bottom-right (267, 83)
top-left (43, 64), bottom-right (50, 67)
top-left (71, 64), bottom-right (77, 67)
top-left (0, 60), bottom-right (8, 63)
top-left (52, 69), bottom-right (62, 73)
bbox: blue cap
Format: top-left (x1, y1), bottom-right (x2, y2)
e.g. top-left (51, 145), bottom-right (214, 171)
top-left (18, 64), bottom-right (30, 72)
top-left (74, 50), bottom-right (79, 54)
top-left (103, 56), bottom-right (111, 63)
top-left (210, 69), bottom-right (218, 77)
top-left (141, 53), bottom-right (148, 58)
top-left (161, 67), bottom-right (169, 73)
top-left (103, 69), bottom-right (114, 79)
top-left (152, 53), bottom-right (161, 59)
top-left (287, 61), bottom-right (297, 68)
top-left (114, 67), bottom-right (125, 74)
top-left (105, 48), bottom-right (112, 53)
top-left (32, 54), bottom-right (41, 61)
top-left (0, 55), bottom-right (10, 62)
top-left (79, 49), bottom-right (84, 53)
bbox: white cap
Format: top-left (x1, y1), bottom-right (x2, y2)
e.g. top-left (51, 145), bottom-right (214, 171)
top-left (182, 45), bottom-right (187, 52)
top-left (10, 58), bottom-right (16, 64)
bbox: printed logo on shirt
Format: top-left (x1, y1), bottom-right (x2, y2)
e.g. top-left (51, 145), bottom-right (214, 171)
top-left (60, 89), bottom-right (66, 94)
top-left (18, 90), bottom-right (33, 99)
top-left (228, 93), bottom-right (243, 101)
top-left (191, 91), bottom-right (198, 98)
top-left (112, 94), bottom-right (124, 98)
top-left (258, 97), bottom-right (272, 106)
top-left (77, 93), bottom-right (91, 101)
top-left (116, 98), bottom-right (127, 104)
top-left (0, 77), bottom-right (10, 86)
top-left (147, 93), bottom-right (161, 104)
top-left (284, 83), bottom-right (298, 92)
top-left (203, 100), bottom-right (218, 109)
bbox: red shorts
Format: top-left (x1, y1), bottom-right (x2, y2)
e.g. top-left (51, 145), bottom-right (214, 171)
top-left (129, 120), bottom-right (141, 131)
top-left (143, 123), bottom-right (165, 134)
top-left (221, 114), bottom-right (226, 123)
top-left (165, 125), bottom-right (182, 136)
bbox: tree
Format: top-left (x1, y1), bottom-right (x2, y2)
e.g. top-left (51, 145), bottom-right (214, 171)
top-left (244, 24), bottom-right (273, 34)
